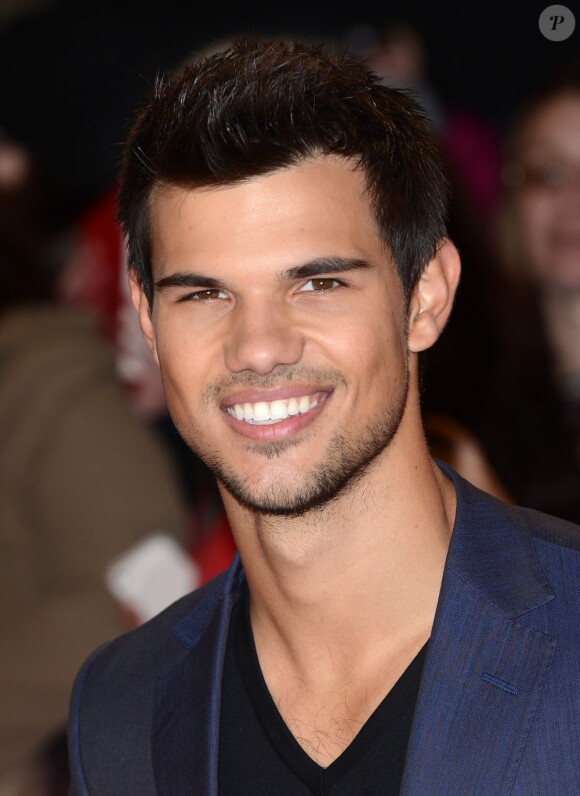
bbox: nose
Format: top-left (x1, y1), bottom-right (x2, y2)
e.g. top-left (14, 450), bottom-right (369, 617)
top-left (224, 298), bottom-right (305, 375)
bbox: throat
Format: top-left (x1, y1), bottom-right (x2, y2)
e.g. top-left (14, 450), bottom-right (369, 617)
top-left (224, 578), bottom-right (429, 795)
top-left (250, 606), bottom-right (431, 766)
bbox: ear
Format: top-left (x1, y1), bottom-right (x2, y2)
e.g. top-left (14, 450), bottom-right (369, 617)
top-left (407, 238), bottom-right (461, 353)
top-left (129, 270), bottom-right (159, 363)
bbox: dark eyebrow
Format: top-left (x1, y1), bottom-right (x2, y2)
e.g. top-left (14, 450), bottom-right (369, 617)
top-left (155, 272), bottom-right (227, 292)
top-left (154, 257), bottom-right (373, 293)
top-left (279, 257), bottom-right (373, 282)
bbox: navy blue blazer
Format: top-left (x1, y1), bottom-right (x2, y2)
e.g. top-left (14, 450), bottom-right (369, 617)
top-left (68, 466), bottom-right (580, 794)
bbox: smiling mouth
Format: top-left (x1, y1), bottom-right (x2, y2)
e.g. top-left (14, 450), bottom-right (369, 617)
top-left (224, 391), bottom-right (329, 425)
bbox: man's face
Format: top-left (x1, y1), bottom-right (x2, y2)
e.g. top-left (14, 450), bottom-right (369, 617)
top-left (138, 156), bottom-right (412, 515)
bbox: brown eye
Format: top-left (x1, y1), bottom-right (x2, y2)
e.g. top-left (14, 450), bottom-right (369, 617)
top-left (179, 289), bottom-right (227, 302)
top-left (300, 278), bottom-right (341, 292)
top-left (194, 289), bottom-right (222, 300)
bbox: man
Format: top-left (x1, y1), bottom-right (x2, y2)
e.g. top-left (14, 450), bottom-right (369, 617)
top-left (69, 40), bottom-right (580, 794)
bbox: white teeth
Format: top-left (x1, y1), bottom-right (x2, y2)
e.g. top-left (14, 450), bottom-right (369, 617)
top-left (226, 393), bottom-right (325, 424)
top-left (253, 401), bottom-right (270, 421)
top-left (287, 397), bottom-right (300, 415)
top-left (269, 399), bottom-right (287, 420)
top-left (299, 395), bottom-right (310, 413)
top-left (288, 398), bottom-right (300, 416)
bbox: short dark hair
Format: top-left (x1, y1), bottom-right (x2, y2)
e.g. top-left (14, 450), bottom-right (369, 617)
top-left (118, 38), bottom-right (449, 307)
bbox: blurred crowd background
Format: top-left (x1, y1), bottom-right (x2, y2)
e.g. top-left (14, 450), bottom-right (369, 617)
top-left (1, 0), bottom-right (579, 793)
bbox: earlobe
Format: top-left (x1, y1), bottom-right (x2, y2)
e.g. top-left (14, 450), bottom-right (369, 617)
top-left (407, 238), bottom-right (461, 353)
top-left (129, 270), bottom-right (158, 363)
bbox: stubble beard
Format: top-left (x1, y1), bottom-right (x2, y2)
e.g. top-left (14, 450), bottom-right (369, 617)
top-left (184, 367), bottom-right (410, 518)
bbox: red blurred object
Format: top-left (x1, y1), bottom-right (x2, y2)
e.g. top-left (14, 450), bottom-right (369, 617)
top-left (191, 511), bottom-right (237, 585)
top-left (58, 187), bottom-right (122, 341)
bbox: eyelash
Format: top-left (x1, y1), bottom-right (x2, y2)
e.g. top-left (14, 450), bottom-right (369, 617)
top-left (177, 278), bottom-right (344, 302)
top-left (177, 289), bottom-right (228, 302)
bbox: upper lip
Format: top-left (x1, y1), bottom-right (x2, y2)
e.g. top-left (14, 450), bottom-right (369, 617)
top-left (221, 384), bottom-right (333, 408)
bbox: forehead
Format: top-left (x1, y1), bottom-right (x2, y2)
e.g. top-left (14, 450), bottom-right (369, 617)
top-left (148, 155), bottom-right (388, 279)
top-left (518, 92), bottom-right (580, 156)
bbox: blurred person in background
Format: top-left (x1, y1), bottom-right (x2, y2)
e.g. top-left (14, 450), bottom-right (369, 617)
top-left (492, 61), bottom-right (580, 522)
top-left (0, 138), bottom-right (188, 794)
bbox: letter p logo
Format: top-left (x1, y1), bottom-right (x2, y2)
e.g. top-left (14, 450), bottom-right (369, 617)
top-left (539, 5), bottom-right (575, 40)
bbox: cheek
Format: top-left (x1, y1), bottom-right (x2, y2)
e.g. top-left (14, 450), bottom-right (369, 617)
top-left (517, 194), bottom-right (550, 234)
top-left (154, 309), bottom-right (224, 378)
top-left (155, 359), bottom-right (194, 429)
top-left (515, 195), bottom-right (554, 268)
top-left (336, 314), bottom-right (406, 395)
top-left (154, 331), bottom-right (208, 416)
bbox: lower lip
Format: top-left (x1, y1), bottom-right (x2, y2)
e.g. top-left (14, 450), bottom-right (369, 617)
top-left (222, 394), bottom-right (331, 442)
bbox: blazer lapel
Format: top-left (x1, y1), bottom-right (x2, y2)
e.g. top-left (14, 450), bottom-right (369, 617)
top-left (151, 555), bottom-right (244, 796)
top-left (401, 468), bottom-right (556, 796)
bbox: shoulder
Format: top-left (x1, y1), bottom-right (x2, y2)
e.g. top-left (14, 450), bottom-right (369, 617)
top-left (492, 503), bottom-right (580, 651)
top-left (469, 485), bottom-right (580, 593)
top-left (68, 568), bottom-right (236, 791)
top-left (0, 307), bottom-right (114, 439)
top-left (70, 570), bottom-right (231, 734)
top-left (513, 504), bottom-right (580, 556)
top-left (443, 459), bottom-right (580, 570)
top-left (440, 462), bottom-right (580, 633)
top-left (514, 504), bottom-right (580, 596)
top-left (74, 569), bottom-right (230, 693)
top-left (0, 306), bottom-right (110, 374)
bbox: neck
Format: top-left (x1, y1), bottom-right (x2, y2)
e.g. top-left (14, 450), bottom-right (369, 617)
top-left (220, 416), bottom-right (455, 677)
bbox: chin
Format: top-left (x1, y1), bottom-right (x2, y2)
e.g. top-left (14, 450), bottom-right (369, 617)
top-left (210, 397), bottom-right (408, 517)
top-left (216, 464), bottom-right (353, 517)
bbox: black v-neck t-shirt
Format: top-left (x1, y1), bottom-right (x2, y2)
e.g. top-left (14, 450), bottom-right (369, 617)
top-left (218, 585), bottom-right (427, 795)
